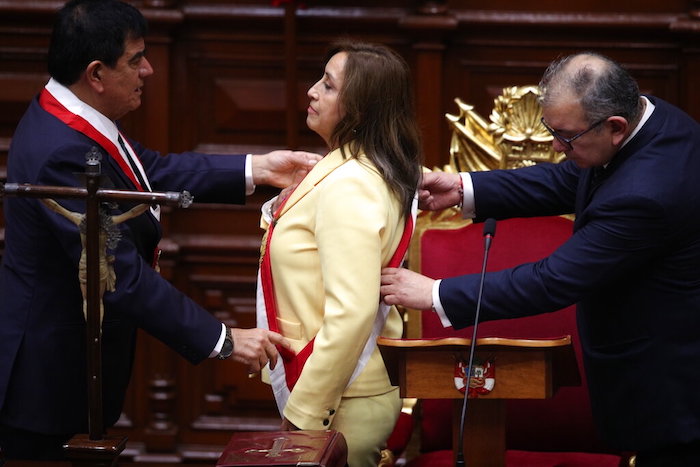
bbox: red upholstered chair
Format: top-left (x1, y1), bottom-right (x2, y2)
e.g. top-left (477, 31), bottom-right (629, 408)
top-left (379, 409), bottom-right (416, 466)
top-left (403, 214), bottom-right (624, 467)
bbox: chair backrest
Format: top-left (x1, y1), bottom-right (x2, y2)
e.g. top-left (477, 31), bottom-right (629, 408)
top-left (415, 216), bottom-right (611, 454)
top-left (408, 86), bottom-right (611, 456)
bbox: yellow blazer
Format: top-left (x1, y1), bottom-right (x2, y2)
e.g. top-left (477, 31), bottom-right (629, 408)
top-left (262, 146), bottom-right (405, 430)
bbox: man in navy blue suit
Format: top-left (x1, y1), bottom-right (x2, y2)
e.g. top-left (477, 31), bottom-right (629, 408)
top-left (0, 0), bottom-right (319, 459)
top-left (381, 52), bottom-right (700, 466)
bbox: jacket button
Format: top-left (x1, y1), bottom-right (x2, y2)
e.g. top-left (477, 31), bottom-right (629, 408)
top-left (328, 409), bottom-right (336, 415)
top-left (323, 419), bottom-right (330, 426)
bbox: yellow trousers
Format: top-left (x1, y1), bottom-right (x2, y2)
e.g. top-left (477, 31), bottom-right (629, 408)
top-left (330, 387), bottom-right (402, 467)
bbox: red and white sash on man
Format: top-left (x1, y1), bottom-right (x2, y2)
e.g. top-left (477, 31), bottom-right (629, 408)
top-left (256, 193), bottom-right (418, 415)
top-left (39, 80), bottom-right (160, 214)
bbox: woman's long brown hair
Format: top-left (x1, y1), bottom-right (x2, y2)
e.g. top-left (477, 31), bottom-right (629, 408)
top-left (325, 40), bottom-right (423, 217)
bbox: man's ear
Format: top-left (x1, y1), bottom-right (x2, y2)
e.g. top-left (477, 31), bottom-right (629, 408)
top-left (85, 60), bottom-right (104, 92)
top-left (607, 116), bottom-right (629, 146)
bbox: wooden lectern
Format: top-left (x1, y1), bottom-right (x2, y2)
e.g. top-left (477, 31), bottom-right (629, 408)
top-left (378, 335), bottom-right (580, 467)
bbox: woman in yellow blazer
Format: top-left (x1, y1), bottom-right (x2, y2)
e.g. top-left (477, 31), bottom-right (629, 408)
top-left (256, 41), bottom-right (423, 466)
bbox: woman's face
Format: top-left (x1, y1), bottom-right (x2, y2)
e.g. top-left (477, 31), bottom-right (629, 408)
top-left (306, 51), bottom-right (347, 147)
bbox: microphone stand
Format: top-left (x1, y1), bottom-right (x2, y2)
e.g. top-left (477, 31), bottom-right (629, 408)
top-left (455, 218), bottom-right (496, 467)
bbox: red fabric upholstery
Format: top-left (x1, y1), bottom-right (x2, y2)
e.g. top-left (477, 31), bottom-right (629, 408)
top-left (412, 216), bottom-right (621, 462)
top-left (406, 449), bottom-right (624, 467)
top-left (506, 450), bottom-right (624, 466)
top-left (417, 399), bottom-right (452, 452)
top-left (420, 216), bottom-right (575, 340)
top-left (405, 449), bottom-right (454, 467)
top-left (385, 411), bottom-right (414, 457)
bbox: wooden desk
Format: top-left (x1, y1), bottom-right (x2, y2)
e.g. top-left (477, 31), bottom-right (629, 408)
top-left (378, 336), bottom-right (580, 467)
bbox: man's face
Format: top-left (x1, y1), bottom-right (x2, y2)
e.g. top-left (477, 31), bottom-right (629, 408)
top-left (541, 98), bottom-right (616, 169)
top-left (100, 37), bottom-right (154, 121)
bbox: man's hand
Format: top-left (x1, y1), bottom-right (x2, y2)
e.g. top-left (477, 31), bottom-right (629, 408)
top-left (271, 185), bottom-right (294, 214)
top-left (230, 328), bottom-right (291, 373)
top-left (380, 267), bottom-right (435, 310)
top-left (418, 171), bottom-right (463, 211)
top-left (251, 150), bottom-right (323, 188)
top-left (280, 417), bottom-right (300, 431)
top-left (270, 163), bottom-right (307, 213)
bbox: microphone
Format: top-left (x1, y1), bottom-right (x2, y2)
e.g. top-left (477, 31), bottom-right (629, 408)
top-left (455, 218), bottom-right (496, 467)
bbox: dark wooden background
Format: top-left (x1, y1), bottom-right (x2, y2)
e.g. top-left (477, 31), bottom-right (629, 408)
top-left (1, 0), bottom-right (699, 461)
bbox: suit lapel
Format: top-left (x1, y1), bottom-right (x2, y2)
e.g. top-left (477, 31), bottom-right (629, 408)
top-left (574, 132), bottom-right (642, 230)
top-left (105, 151), bottom-right (138, 190)
top-left (276, 147), bottom-right (353, 218)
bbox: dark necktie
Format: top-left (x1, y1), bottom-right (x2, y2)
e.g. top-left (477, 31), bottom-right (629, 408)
top-left (590, 166), bottom-right (606, 191)
top-left (117, 134), bottom-right (149, 191)
top-left (585, 166), bottom-right (608, 208)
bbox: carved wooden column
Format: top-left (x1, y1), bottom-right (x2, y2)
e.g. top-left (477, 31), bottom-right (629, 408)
top-left (143, 375), bottom-right (178, 452)
top-left (125, 5), bottom-right (183, 154)
top-left (283, 2), bottom-right (300, 149)
top-left (670, 2), bottom-right (700, 122)
top-left (399, 1), bottom-right (457, 168)
top-left (131, 237), bottom-right (181, 455)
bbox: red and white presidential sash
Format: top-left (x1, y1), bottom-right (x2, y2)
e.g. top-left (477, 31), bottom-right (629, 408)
top-left (39, 86), bottom-right (149, 193)
top-left (256, 193), bottom-right (418, 414)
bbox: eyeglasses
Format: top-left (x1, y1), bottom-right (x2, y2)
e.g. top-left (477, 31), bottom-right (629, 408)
top-left (540, 117), bottom-right (607, 151)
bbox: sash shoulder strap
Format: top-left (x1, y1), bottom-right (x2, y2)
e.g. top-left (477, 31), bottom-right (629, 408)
top-left (39, 88), bottom-right (145, 191)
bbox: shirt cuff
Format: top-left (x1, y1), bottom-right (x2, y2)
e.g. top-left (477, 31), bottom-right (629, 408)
top-left (209, 323), bottom-right (227, 358)
top-left (245, 154), bottom-right (255, 195)
top-left (431, 279), bottom-right (453, 328)
top-left (261, 196), bottom-right (276, 224)
top-left (460, 172), bottom-right (476, 219)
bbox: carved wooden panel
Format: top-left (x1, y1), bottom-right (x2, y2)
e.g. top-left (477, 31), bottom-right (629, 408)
top-left (0, 11), bottom-right (51, 181)
top-left (1, 0), bottom-right (700, 461)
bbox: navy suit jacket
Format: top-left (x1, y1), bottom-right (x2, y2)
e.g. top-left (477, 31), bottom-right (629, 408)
top-left (0, 95), bottom-right (249, 434)
top-left (439, 96), bottom-right (700, 451)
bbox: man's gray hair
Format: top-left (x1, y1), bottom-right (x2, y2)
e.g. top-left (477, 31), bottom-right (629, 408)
top-left (539, 52), bottom-right (641, 125)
